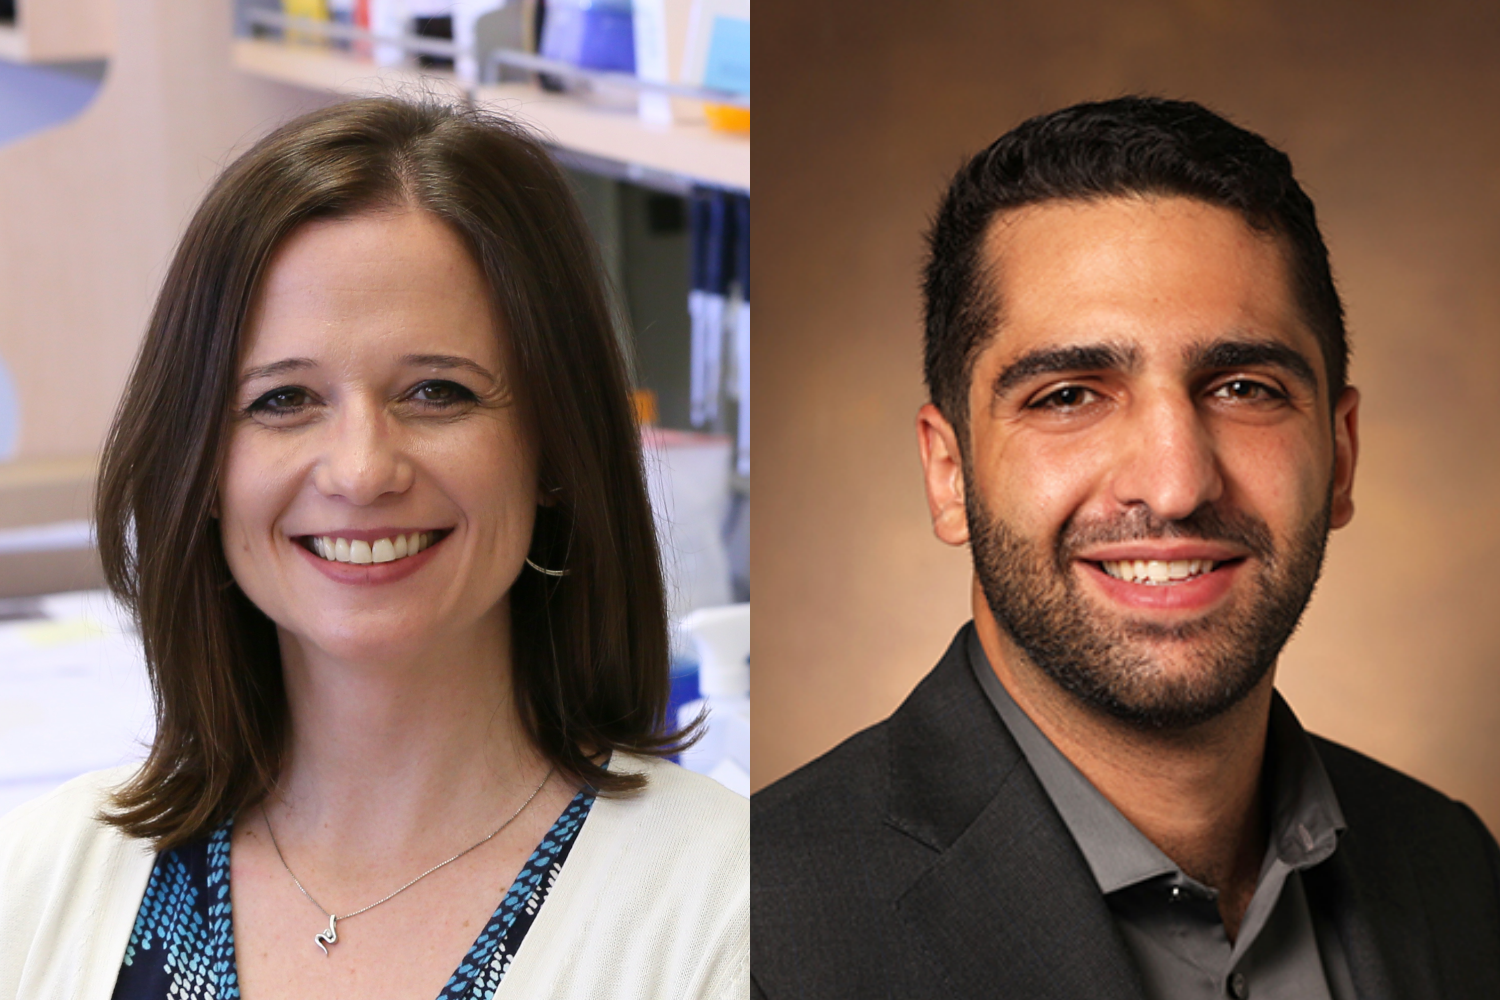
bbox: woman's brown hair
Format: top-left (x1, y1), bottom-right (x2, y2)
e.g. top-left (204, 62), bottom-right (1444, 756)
top-left (97, 97), bottom-right (684, 850)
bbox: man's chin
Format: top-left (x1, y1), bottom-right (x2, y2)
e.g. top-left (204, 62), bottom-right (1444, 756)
top-left (1030, 629), bottom-right (1276, 731)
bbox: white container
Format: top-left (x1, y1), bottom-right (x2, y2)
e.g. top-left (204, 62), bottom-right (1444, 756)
top-left (676, 603), bottom-right (748, 796)
top-left (641, 429), bottom-right (733, 660)
top-left (367, 0), bottom-right (408, 65)
top-left (632, 0), bottom-right (693, 125)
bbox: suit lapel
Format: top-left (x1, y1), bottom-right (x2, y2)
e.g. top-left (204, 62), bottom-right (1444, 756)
top-left (884, 626), bottom-right (1146, 999)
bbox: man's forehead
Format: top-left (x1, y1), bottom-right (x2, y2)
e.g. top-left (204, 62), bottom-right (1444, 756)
top-left (972, 195), bottom-right (1325, 385)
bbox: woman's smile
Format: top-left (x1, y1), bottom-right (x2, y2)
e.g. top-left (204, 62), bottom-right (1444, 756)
top-left (300, 528), bottom-right (448, 565)
top-left (287, 527), bottom-right (457, 587)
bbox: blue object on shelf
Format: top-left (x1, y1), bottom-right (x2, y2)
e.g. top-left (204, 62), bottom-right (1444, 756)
top-left (540, 0), bottom-right (636, 74)
top-left (666, 658), bottom-right (700, 762)
top-left (0, 353), bottom-right (17, 461)
top-left (668, 660), bottom-right (701, 727)
top-left (701, 15), bottom-right (748, 95)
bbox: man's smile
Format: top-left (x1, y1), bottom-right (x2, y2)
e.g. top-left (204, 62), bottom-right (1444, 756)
top-left (1098, 558), bottom-right (1216, 584)
top-left (1077, 556), bottom-right (1247, 613)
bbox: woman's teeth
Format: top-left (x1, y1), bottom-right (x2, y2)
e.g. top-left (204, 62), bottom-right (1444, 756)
top-left (310, 532), bottom-right (435, 565)
top-left (1101, 558), bottom-right (1217, 585)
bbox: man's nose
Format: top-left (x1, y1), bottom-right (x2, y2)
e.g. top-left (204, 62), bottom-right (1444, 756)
top-left (312, 401), bottom-right (414, 505)
top-left (1109, 392), bottom-right (1224, 521)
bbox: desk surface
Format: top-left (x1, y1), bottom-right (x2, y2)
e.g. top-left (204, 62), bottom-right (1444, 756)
top-left (0, 590), bottom-right (150, 818)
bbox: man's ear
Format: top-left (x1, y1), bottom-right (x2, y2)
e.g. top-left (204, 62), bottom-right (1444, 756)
top-left (916, 403), bottom-right (970, 546)
top-left (1330, 385), bottom-right (1359, 529)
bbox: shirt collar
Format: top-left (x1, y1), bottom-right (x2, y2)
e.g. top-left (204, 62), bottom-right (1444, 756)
top-left (967, 628), bottom-right (1346, 895)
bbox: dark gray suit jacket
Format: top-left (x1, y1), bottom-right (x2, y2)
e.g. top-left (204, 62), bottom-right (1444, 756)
top-left (752, 625), bottom-right (1500, 999)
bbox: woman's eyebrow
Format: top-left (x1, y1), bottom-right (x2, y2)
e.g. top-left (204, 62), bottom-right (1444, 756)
top-left (238, 357), bottom-right (316, 385)
top-left (403, 354), bottom-right (499, 384)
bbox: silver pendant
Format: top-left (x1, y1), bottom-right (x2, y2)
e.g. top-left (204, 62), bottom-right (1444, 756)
top-left (314, 913), bottom-right (338, 956)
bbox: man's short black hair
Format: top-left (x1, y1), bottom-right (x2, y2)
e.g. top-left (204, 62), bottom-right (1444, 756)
top-left (922, 96), bottom-right (1348, 438)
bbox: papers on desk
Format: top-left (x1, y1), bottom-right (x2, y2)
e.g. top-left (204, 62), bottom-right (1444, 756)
top-left (0, 590), bottom-right (152, 818)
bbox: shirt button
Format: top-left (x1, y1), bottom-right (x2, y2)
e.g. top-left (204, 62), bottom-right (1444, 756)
top-left (1169, 886), bottom-right (1184, 903)
top-left (1227, 972), bottom-right (1248, 999)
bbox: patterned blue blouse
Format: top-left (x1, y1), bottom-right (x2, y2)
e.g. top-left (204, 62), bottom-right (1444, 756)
top-left (111, 790), bottom-right (595, 1000)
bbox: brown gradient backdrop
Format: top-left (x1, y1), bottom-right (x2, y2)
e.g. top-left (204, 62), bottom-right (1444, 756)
top-left (752, 0), bottom-right (1500, 832)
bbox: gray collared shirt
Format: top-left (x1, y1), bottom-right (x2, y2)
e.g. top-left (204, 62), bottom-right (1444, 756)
top-left (968, 631), bottom-right (1358, 1000)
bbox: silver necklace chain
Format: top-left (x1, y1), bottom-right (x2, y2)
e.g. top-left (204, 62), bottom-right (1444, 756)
top-left (263, 767), bottom-right (554, 956)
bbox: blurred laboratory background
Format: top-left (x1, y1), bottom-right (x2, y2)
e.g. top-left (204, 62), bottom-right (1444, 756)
top-left (0, 0), bottom-right (749, 816)
top-left (752, 0), bottom-right (1500, 833)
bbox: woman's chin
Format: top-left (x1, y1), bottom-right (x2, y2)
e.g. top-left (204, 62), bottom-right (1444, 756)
top-left (274, 589), bottom-right (514, 664)
top-left (277, 617), bottom-right (448, 669)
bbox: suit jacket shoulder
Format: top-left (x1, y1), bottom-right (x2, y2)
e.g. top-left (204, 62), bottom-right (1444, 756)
top-left (752, 626), bottom-right (1145, 1000)
top-left (1303, 736), bottom-right (1500, 998)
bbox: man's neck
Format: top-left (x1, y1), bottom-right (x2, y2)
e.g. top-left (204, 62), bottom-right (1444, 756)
top-left (973, 596), bottom-right (1273, 939)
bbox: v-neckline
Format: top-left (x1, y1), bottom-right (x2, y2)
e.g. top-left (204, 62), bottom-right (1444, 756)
top-left (115, 789), bottom-right (593, 1000)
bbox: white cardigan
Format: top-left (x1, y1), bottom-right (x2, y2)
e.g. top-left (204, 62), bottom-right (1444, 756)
top-left (0, 756), bottom-right (747, 1000)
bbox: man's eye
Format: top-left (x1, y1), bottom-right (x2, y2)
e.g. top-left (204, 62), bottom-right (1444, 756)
top-left (1211, 379), bottom-right (1284, 402)
top-left (408, 380), bottom-right (478, 407)
top-left (248, 387), bottom-right (311, 413)
top-left (1031, 385), bottom-right (1098, 410)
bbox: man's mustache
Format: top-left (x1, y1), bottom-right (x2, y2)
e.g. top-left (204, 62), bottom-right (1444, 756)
top-left (1057, 505), bottom-right (1275, 566)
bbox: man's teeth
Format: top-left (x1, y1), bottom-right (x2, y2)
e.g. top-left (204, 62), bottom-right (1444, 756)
top-left (311, 532), bottom-right (435, 565)
top-left (1101, 558), bottom-right (1217, 584)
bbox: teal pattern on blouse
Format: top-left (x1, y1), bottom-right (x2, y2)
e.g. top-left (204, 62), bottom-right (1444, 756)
top-left (112, 790), bottom-right (594, 1000)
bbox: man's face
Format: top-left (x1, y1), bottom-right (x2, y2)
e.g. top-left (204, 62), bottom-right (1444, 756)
top-left (918, 196), bottom-right (1359, 729)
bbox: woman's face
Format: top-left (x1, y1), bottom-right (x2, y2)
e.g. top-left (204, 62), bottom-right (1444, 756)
top-left (219, 208), bottom-right (539, 666)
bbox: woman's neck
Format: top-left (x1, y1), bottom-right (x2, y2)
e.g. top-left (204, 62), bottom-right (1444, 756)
top-left (267, 607), bottom-right (550, 862)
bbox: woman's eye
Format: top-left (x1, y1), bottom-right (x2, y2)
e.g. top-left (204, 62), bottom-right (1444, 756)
top-left (408, 380), bottom-right (478, 407)
top-left (1031, 385), bottom-right (1098, 410)
top-left (248, 387), bottom-right (311, 414)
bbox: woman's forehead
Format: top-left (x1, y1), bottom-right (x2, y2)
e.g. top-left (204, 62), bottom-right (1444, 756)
top-left (243, 210), bottom-right (503, 371)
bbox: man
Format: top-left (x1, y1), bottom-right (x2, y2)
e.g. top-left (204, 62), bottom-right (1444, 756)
top-left (752, 97), bottom-right (1500, 999)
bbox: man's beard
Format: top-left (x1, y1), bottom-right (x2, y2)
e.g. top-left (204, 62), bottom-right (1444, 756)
top-left (968, 483), bottom-right (1331, 731)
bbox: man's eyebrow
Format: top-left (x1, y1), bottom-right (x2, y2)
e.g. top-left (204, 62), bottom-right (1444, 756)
top-left (404, 354), bottom-right (499, 384)
top-left (1186, 338), bottom-right (1319, 392)
top-left (238, 357), bottom-right (316, 385)
top-left (992, 342), bottom-right (1139, 399)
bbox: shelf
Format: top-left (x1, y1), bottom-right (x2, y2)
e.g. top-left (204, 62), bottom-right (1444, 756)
top-left (230, 38), bottom-right (748, 193)
top-left (0, 455), bottom-right (102, 599)
top-left (230, 37), bottom-right (464, 101)
top-left (476, 82), bottom-right (747, 193)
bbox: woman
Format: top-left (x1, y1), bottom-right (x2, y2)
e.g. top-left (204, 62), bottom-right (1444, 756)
top-left (0, 99), bottom-right (746, 999)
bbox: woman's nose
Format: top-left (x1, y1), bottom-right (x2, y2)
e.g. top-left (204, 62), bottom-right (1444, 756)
top-left (1108, 392), bottom-right (1224, 522)
top-left (311, 400), bottom-right (414, 504)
